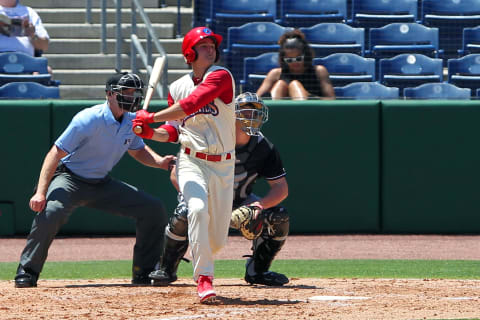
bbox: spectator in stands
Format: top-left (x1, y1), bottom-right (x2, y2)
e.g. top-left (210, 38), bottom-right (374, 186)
top-left (0, 0), bottom-right (51, 73)
top-left (256, 29), bottom-right (335, 100)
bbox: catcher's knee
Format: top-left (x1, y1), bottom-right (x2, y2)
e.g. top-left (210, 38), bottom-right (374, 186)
top-left (166, 212), bottom-right (188, 241)
top-left (263, 206), bottom-right (289, 240)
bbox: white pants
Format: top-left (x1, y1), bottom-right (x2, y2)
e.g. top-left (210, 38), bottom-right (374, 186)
top-left (176, 150), bottom-right (234, 281)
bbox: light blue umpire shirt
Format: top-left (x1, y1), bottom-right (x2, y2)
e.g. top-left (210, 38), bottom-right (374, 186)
top-left (55, 102), bottom-right (145, 179)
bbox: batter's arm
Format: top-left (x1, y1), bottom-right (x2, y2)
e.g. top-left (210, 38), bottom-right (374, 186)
top-left (30, 145), bottom-right (67, 212)
top-left (250, 177), bottom-right (288, 209)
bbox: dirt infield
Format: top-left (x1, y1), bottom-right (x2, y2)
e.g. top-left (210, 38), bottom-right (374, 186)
top-left (1, 235), bottom-right (480, 319)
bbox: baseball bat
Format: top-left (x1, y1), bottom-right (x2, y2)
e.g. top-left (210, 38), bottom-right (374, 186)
top-left (134, 56), bottom-right (166, 134)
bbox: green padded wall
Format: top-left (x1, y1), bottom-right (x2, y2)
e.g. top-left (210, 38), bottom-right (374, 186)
top-left (382, 100), bottom-right (480, 233)
top-left (51, 101), bottom-right (180, 234)
top-left (262, 100), bottom-right (381, 233)
top-left (0, 202), bottom-right (15, 235)
top-left (0, 101), bottom-right (51, 234)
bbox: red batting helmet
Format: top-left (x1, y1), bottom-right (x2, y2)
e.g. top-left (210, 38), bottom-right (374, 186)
top-left (182, 27), bottom-right (222, 64)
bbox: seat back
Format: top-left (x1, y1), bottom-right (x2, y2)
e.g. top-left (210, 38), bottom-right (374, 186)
top-left (448, 54), bottom-right (480, 79)
top-left (369, 23), bottom-right (439, 58)
top-left (461, 26), bottom-right (480, 55)
top-left (404, 83), bottom-right (471, 99)
top-left (379, 53), bottom-right (443, 80)
top-left (242, 52), bottom-right (279, 92)
top-left (335, 82), bottom-right (399, 99)
top-left (0, 82), bottom-right (60, 99)
top-left (210, 0), bottom-right (277, 44)
top-left (280, 0), bottom-right (348, 27)
top-left (352, 0), bottom-right (418, 27)
top-left (313, 53), bottom-right (375, 86)
top-left (0, 52), bottom-right (48, 74)
top-left (422, 0), bottom-right (480, 57)
top-left (300, 23), bottom-right (365, 57)
top-left (224, 22), bottom-right (292, 83)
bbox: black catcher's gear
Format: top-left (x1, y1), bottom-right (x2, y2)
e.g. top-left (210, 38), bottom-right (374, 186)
top-left (106, 72), bottom-right (145, 112)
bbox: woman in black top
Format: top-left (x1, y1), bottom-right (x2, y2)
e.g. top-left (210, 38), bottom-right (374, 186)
top-left (256, 29), bottom-right (335, 100)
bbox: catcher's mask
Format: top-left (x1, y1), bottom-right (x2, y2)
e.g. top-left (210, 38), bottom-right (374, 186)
top-left (106, 73), bottom-right (145, 112)
top-left (182, 27), bottom-right (222, 64)
top-left (235, 92), bottom-right (269, 136)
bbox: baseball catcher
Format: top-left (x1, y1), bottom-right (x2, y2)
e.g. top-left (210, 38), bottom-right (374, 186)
top-left (150, 92), bottom-right (290, 286)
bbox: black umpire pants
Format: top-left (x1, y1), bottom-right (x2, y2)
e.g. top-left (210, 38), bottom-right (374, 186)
top-left (19, 168), bottom-right (168, 277)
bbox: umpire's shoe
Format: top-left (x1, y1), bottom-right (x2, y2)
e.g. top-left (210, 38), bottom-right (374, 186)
top-left (149, 269), bottom-right (177, 286)
top-left (245, 271), bottom-right (289, 286)
top-left (14, 265), bottom-right (38, 288)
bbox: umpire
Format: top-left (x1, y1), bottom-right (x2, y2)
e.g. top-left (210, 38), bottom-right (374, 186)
top-left (14, 73), bottom-right (175, 288)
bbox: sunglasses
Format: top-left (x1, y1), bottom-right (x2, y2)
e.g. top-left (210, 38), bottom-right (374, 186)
top-left (283, 55), bottom-right (304, 63)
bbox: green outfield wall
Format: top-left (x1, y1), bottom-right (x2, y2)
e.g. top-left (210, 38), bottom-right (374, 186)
top-left (1, 99), bottom-right (479, 235)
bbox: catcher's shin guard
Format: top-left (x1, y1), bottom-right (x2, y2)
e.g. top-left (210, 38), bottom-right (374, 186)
top-left (245, 238), bottom-right (288, 286)
top-left (150, 206), bottom-right (189, 285)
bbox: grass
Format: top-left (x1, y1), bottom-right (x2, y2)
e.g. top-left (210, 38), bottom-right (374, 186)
top-left (1, 259), bottom-right (480, 280)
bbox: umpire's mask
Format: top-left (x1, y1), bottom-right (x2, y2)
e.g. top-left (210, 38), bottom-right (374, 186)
top-left (235, 92), bottom-right (269, 136)
top-left (106, 73), bottom-right (145, 112)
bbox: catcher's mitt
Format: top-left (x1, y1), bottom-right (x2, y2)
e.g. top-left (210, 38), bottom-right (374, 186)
top-left (230, 205), bottom-right (264, 240)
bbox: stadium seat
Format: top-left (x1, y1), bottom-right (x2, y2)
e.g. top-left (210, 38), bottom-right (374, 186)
top-left (299, 23), bottom-right (365, 57)
top-left (279, 0), bottom-right (348, 27)
top-left (447, 54), bottom-right (480, 96)
top-left (0, 81), bottom-right (60, 99)
top-left (223, 22), bottom-right (293, 85)
top-left (421, 0), bottom-right (480, 59)
top-left (313, 53), bottom-right (375, 87)
top-left (379, 53), bottom-right (443, 94)
top-left (350, 0), bottom-right (418, 28)
top-left (334, 81), bottom-right (399, 99)
top-left (404, 83), bottom-right (471, 99)
top-left (477, 88), bottom-right (480, 98)
top-left (241, 52), bottom-right (279, 93)
top-left (368, 23), bottom-right (441, 59)
top-left (0, 51), bottom-right (55, 86)
top-left (458, 26), bottom-right (480, 56)
top-left (207, 0), bottom-right (278, 47)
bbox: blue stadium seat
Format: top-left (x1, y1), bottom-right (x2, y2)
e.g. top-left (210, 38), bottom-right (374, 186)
top-left (477, 88), bottom-right (480, 98)
top-left (0, 82), bottom-right (60, 99)
top-left (207, 0), bottom-right (278, 47)
top-left (223, 22), bottom-right (293, 85)
top-left (350, 0), bottom-right (418, 28)
top-left (421, 0), bottom-right (480, 59)
top-left (0, 51), bottom-right (56, 86)
top-left (300, 23), bottom-right (365, 57)
top-left (241, 52), bottom-right (279, 93)
top-left (447, 54), bottom-right (480, 96)
top-left (368, 23), bottom-right (441, 59)
top-left (334, 82), bottom-right (399, 99)
top-left (459, 26), bottom-right (480, 56)
top-left (379, 53), bottom-right (443, 94)
top-left (279, 0), bottom-right (348, 27)
top-left (404, 83), bottom-right (471, 99)
top-left (313, 53), bottom-right (375, 87)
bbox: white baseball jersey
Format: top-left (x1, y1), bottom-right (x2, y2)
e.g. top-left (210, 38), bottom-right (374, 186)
top-left (169, 65), bottom-right (236, 281)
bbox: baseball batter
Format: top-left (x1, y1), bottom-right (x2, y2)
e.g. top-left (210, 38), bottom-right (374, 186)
top-left (149, 93), bottom-right (290, 288)
top-left (133, 27), bottom-right (235, 303)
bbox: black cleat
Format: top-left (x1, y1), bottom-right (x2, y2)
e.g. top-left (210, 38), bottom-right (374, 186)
top-left (149, 269), bottom-right (177, 286)
top-left (131, 273), bottom-right (152, 285)
top-left (14, 266), bottom-right (38, 288)
top-left (245, 271), bottom-right (289, 286)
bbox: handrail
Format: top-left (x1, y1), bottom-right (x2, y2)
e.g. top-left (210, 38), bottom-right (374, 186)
top-left (85, 0), bottom-right (169, 99)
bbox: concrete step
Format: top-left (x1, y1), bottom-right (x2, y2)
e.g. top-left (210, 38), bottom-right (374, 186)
top-left (23, 0), bottom-right (192, 8)
top-left (44, 23), bottom-right (174, 39)
top-left (54, 69), bottom-right (188, 86)
top-left (22, 0), bottom-right (160, 9)
top-left (45, 53), bottom-right (188, 70)
top-left (47, 38), bottom-right (183, 55)
top-left (35, 7), bottom-right (193, 27)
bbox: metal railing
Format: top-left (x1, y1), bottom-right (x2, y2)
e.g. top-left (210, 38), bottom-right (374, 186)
top-left (85, 0), bottom-right (169, 98)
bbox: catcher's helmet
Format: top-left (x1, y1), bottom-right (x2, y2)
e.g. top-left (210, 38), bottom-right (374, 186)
top-left (182, 27), bottom-right (222, 64)
top-left (235, 92), bottom-right (269, 136)
top-left (106, 73), bottom-right (145, 112)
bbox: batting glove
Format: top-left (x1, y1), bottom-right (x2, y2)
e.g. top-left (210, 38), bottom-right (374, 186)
top-left (136, 110), bottom-right (155, 124)
top-left (132, 119), bottom-right (154, 139)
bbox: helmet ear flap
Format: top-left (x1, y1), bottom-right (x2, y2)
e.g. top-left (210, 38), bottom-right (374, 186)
top-left (185, 48), bottom-right (197, 64)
